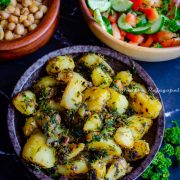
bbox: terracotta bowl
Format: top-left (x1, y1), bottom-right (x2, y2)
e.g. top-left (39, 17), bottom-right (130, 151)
top-left (7, 46), bottom-right (165, 179)
top-left (79, 0), bottom-right (180, 62)
top-left (0, 0), bottom-right (60, 60)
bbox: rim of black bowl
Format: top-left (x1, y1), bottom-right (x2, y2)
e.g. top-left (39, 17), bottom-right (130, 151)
top-left (7, 45), bottom-right (165, 180)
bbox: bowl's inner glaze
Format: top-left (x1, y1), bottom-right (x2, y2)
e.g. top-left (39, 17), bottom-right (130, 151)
top-left (7, 46), bottom-right (164, 180)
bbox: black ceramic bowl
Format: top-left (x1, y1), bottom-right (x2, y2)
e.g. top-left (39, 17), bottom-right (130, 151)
top-left (7, 45), bottom-right (165, 180)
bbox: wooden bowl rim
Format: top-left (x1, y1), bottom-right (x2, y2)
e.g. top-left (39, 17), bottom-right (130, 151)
top-left (79, 0), bottom-right (180, 52)
top-left (0, 0), bottom-right (60, 51)
top-left (7, 45), bottom-right (165, 180)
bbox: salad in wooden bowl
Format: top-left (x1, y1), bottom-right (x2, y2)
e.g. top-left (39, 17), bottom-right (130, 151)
top-left (79, 0), bottom-right (180, 61)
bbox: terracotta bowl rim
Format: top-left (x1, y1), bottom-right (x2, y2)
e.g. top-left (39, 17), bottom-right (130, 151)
top-left (79, 0), bottom-right (180, 52)
top-left (7, 45), bottom-right (165, 180)
top-left (0, 0), bottom-right (60, 51)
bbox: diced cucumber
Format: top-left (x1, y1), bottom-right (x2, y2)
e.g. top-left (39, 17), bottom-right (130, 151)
top-left (87, 0), bottom-right (111, 12)
top-left (102, 16), bottom-right (113, 35)
top-left (145, 15), bottom-right (164, 34)
top-left (131, 26), bottom-right (150, 35)
top-left (136, 15), bottom-right (148, 27)
top-left (111, 0), bottom-right (133, 12)
top-left (94, 9), bottom-right (107, 31)
top-left (117, 13), bottom-right (132, 32)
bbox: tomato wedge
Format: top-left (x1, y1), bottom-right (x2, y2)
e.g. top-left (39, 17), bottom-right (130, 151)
top-left (153, 31), bottom-right (177, 42)
top-left (140, 8), bottom-right (159, 21)
top-left (130, 0), bottom-right (143, 11)
top-left (108, 13), bottom-right (118, 23)
top-left (161, 38), bottom-right (180, 47)
top-left (126, 33), bottom-right (144, 44)
top-left (141, 36), bottom-right (153, 47)
top-left (126, 13), bottom-right (136, 27)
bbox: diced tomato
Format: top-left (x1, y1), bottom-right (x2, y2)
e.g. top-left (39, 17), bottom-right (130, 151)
top-left (153, 31), bottom-right (177, 42)
top-left (130, 0), bottom-right (143, 11)
top-left (108, 13), bottom-right (118, 23)
top-left (126, 13), bottom-right (137, 27)
top-left (141, 35), bottom-right (154, 47)
top-left (161, 38), bottom-right (180, 47)
top-left (112, 23), bottom-right (121, 40)
top-left (119, 29), bottom-right (126, 41)
top-left (88, 8), bottom-right (93, 16)
top-left (126, 33), bottom-right (144, 44)
top-left (140, 8), bottom-right (159, 21)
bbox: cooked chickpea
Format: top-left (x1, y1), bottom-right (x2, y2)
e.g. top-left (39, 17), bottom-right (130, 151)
top-left (29, 4), bottom-right (38, 13)
top-left (6, 5), bottom-right (15, 14)
top-left (14, 7), bottom-right (20, 16)
top-left (15, 24), bottom-right (25, 35)
top-left (22, 0), bottom-right (33, 7)
top-left (23, 19), bottom-right (31, 27)
top-left (35, 11), bottom-right (43, 19)
top-left (10, 0), bottom-right (17, 6)
top-left (39, 5), bottom-right (48, 14)
top-left (27, 14), bottom-right (34, 23)
top-left (0, 20), bottom-right (8, 28)
top-left (0, 11), bottom-right (10, 19)
top-left (5, 30), bottom-right (14, 40)
top-left (16, 3), bottom-right (23, 10)
top-left (29, 24), bottom-right (37, 31)
top-left (0, 26), bottom-right (4, 40)
top-left (19, 15), bottom-right (27, 23)
top-left (7, 22), bottom-right (16, 31)
top-left (8, 15), bottom-right (18, 23)
top-left (21, 8), bottom-right (29, 16)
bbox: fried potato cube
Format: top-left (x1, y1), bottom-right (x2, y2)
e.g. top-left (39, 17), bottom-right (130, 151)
top-left (46, 56), bottom-right (75, 75)
top-left (83, 87), bottom-right (110, 112)
top-left (114, 127), bottom-right (134, 148)
top-left (125, 140), bottom-right (150, 161)
top-left (115, 71), bottom-right (133, 86)
top-left (12, 90), bottom-right (36, 115)
top-left (22, 131), bottom-right (56, 168)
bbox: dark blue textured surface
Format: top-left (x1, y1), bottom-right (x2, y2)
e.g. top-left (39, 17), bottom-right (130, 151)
top-left (0, 0), bottom-right (179, 179)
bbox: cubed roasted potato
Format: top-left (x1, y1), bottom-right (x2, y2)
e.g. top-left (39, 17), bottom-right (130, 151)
top-left (127, 115), bottom-right (153, 140)
top-left (130, 91), bottom-right (162, 119)
top-left (115, 71), bottom-right (133, 87)
top-left (83, 114), bottom-right (102, 132)
top-left (46, 56), bottom-right (75, 75)
top-left (91, 159), bottom-right (106, 180)
top-left (22, 131), bottom-right (56, 168)
top-left (34, 76), bottom-right (60, 92)
top-left (12, 90), bottom-right (36, 115)
top-left (88, 139), bottom-right (122, 157)
top-left (79, 53), bottom-right (114, 75)
top-left (57, 159), bottom-right (89, 176)
top-left (23, 117), bottom-right (38, 136)
top-left (106, 158), bottom-right (132, 180)
top-left (114, 127), bottom-right (134, 148)
top-left (65, 143), bottom-right (85, 160)
top-left (57, 71), bottom-right (73, 83)
top-left (91, 67), bottom-right (112, 88)
top-left (125, 140), bottom-right (150, 161)
top-left (83, 87), bottom-right (110, 112)
top-left (60, 72), bottom-right (88, 110)
top-left (107, 88), bottom-right (128, 115)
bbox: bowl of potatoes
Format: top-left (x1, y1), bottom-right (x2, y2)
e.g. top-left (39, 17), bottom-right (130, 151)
top-left (0, 0), bottom-right (60, 60)
top-left (7, 45), bottom-right (164, 180)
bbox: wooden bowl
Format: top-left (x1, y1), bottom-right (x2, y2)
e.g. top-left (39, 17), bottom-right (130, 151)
top-left (7, 45), bottom-right (165, 180)
top-left (79, 0), bottom-right (180, 62)
top-left (0, 0), bottom-right (60, 60)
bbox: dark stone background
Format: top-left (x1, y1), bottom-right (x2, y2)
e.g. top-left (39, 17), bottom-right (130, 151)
top-left (0, 0), bottom-right (179, 179)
